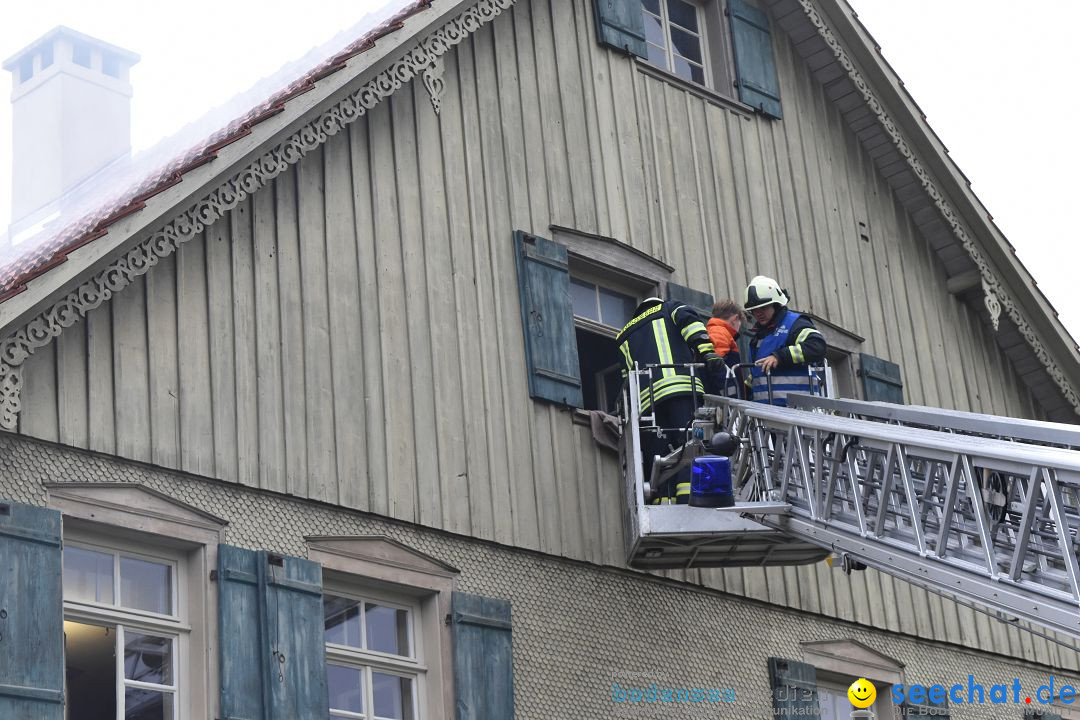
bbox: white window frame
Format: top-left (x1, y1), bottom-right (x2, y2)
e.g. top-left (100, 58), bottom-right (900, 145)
top-left (47, 482), bottom-right (226, 720)
top-left (641, 0), bottom-right (712, 87)
top-left (324, 584), bottom-right (425, 719)
top-left (307, 536), bottom-right (459, 720)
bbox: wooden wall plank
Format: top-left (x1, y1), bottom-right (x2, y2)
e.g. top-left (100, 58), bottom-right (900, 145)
top-left (56, 319), bottom-right (88, 448)
top-left (19, 341), bottom-right (58, 442)
top-left (297, 147), bottom-right (338, 505)
top-left (252, 175), bottom-right (287, 495)
top-left (176, 232), bottom-right (215, 477)
top-left (230, 198), bottom-right (260, 488)
top-left (274, 170), bottom-right (311, 498)
top-left (146, 253), bottom-right (180, 469)
top-left (323, 130), bottom-right (367, 510)
top-left (111, 275), bottom-right (151, 463)
top-left (86, 304), bottom-right (116, 455)
top-left (205, 219), bottom-right (238, 482)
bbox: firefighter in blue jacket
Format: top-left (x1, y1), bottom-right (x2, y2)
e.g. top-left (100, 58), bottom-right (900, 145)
top-left (617, 297), bottom-right (723, 503)
top-left (744, 276), bottom-right (827, 405)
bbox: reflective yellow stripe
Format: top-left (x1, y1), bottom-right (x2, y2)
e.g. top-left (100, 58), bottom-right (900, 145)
top-left (618, 341), bottom-right (633, 371)
top-left (675, 482), bottom-right (691, 497)
top-left (795, 328), bottom-right (819, 344)
top-left (652, 319), bottom-right (675, 378)
top-left (680, 320), bottom-right (707, 342)
top-left (696, 342), bottom-right (713, 355)
top-left (639, 376), bottom-right (705, 412)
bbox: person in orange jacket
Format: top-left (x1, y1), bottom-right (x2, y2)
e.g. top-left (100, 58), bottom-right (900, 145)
top-left (705, 299), bottom-right (745, 396)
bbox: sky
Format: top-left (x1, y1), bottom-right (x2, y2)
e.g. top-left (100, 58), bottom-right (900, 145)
top-left (0, 0), bottom-right (1078, 340)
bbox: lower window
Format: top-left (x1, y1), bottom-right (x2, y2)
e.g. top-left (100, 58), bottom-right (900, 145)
top-left (63, 541), bottom-right (183, 720)
top-left (324, 590), bottom-right (422, 720)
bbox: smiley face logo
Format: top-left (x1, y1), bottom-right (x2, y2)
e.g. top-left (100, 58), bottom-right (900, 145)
top-left (848, 678), bottom-right (876, 708)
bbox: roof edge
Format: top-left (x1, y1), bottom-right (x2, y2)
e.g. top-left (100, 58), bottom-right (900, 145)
top-left (809, 0), bottom-right (1080, 416)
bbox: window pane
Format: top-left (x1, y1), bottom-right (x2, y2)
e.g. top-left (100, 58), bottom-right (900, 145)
top-left (125, 687), bottom-right (174, 720)
top-left (366, 604), bottom-right (410, 657)
top-left (667, 0), bottom-right (699, 31)
top-left (641, 0), bottom-right (661, 15)
top-left (64, 547), bottom-right (115, 604)
top-left (373, 673), bottom-right (415, 720)
top-left (672, 55), bottom-right (705, 85)
top-left (120, 557), bottom-right (172, 615)
top-left (327, 664), bottom-right (364, 714)
top-left (324, 595), bottom-right (363, 648)
top-left (124, 632), bottom-right (173, 686)
top-left (642, 12), bottom-right (666, 47)
top-left (670, 27), bottom-right (703, 64)
top-left (65, 621), bottom-right (117, 719)
top-left (646, 43), bottom-right (668, 69)
top-left (570, 278), bottom-right (599, 321)
top-left (598, 287), bottom-right (636, 328)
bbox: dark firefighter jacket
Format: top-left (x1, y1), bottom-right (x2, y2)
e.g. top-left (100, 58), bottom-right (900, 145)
top-left (616, 299), bottom-right (714, 413)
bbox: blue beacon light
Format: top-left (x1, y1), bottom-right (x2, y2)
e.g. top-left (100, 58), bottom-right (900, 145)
top-left (689, 456), bottom-right (735, 508)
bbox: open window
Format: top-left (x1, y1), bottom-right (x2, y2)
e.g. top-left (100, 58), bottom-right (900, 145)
top-left (569, 260), bottom-right (650, 412)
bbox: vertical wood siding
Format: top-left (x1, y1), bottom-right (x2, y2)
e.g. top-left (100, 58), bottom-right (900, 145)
top-left (13, 0), bottom-right (1073, 667)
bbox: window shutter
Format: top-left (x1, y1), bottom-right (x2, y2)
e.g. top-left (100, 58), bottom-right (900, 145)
top-left (768, 657), bottom-right (818, 715)
top-left (513, 231), bottom-right (583, 408)
top-left (451, 591), bottom-right (514, 720)
top-left (218, 545), bottom-right (327, 720)
top-left (859, 353), bottom-right (904, 404)
top-left (665, 281), bottom-right (714, 319)
top-left (728, 0), bottom-right (782, 118)
top-left (1025, 713), bottom-right (1061, 720)
top-left (593, 0), bottom-right (648, 58)
top-left (904, 694), bottom-right (949, 718)
top-left (0, 500), bottom-right (63, 720)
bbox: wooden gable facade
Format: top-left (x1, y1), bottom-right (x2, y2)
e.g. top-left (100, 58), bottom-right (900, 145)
top-left (4, 0), bottom-right (1080, 672)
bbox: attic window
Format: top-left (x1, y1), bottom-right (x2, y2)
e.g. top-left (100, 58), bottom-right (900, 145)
top-left (642, 0), bottom-right (709, 85)
top-left (102, 53), bottom-right (120, 78)
top-left (73, 42), bottom-right (91, 69)
top-left (41, 44), bottom-right (53, 70)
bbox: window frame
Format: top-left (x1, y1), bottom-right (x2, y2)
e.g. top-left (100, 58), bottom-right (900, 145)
top-left (642, 0), bottom-right (712, 88)
top-left (46, 482), bottom-right (226, 720)
top-left (324, 583), bottom-right (426, 719)
top-left (307, 536), bottom-right (460, 720)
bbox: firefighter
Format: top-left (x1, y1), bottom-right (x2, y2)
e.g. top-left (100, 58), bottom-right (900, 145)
top-left (617, 296), bottom-right (723, 503)
top-left (744, 276), bottom-right (826, 406)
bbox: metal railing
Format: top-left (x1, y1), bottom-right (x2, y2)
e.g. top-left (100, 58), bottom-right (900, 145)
top-left (715, 398), bottom-right (1080, 636)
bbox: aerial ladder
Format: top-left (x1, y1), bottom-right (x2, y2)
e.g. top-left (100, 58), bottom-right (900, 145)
top-left (620, 363), bottom-right (1080, 638)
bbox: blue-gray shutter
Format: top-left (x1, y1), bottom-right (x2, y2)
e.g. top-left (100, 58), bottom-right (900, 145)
top-left (1025, 712), bottom-right (1061, 720)
top-left (593, 0), bottom-right (648, 58)
top-left (728, 0), bottom-right (782, 118)
top-left (218, 545), bottom-right (327, 720)
top-left (513, 231), bottom-right (583, 408)
top-left (452, 591), bottom-right (514, 720)
top-left (859, 353), bottom-right (904, 404)
top-left (665, 281), bottom-right (714, 319)
top-left (0, 500), bottom-right (63, 719)
top-left (904, 694), bottom-right (949, 717)
top-left (768, 657), bottom-right (818, 715)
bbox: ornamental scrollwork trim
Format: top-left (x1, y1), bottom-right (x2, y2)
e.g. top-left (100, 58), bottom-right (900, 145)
top-left (796, 0), bottom-right (1080, 416)
top-left (0, 0), bottom-right (517, 431)
top-left (422, 56), bottom-right (447, 114)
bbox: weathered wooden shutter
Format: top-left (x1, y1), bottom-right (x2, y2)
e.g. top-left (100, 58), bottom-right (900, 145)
top-left (218, 545), bottom-right (327, 720)
top-left (452, 591), bottom-right (514, 720)
top-left (728, 0), bottom-right (782, 118)
top-left (513, 231), bottom-right (583, 408)
top-left (0, 500), bottom-right (64, 719)
top-left (665, 281), bottom-right (714, 319)
top-left (768, 657), bottom-right (818, 715)
top-left (1024, 712), bottom-right (1061, 720)
top-left (859, 353), bottom-right (904, 404)
top-left (593, 0), bottom-right (648, 58)
top-left (904, 694), bottom-right (949, 718)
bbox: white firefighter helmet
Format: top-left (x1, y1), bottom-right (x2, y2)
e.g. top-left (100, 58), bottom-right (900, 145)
top-left (744, 276), bottom-right (788, 310)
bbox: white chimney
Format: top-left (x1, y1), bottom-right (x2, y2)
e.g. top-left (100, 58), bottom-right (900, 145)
top-left (3, 26), bottom-right (139, 240)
